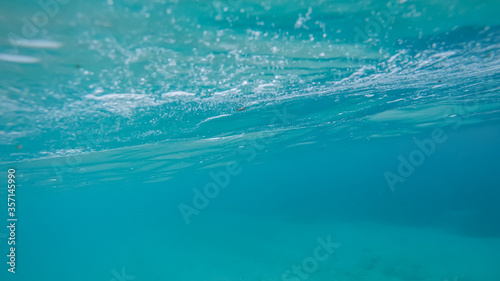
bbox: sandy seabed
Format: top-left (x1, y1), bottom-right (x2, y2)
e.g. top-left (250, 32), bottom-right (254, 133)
top-left (138, 213), bottom-right (500, 281)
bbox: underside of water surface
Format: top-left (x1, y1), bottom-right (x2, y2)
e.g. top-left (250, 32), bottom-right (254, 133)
top-left (1, 0), bottom-right (500, 280)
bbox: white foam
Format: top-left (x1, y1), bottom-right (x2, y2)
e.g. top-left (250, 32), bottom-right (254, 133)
top-left (0, 53), bottom-right (40, 64)
top-left (85, 93), bottom-right (149, 101)
top-left (197, 114), bottom-right (231, 126)
top-left (161, 91), bottom-right (196, 98)
top-left (84, 93), bottom-right (160, 115)
top-left (10, 39), bottom-right (62, 49)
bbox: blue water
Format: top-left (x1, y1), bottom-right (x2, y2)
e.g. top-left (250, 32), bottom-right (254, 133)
top-left (1, 0), bottom-right (500, 280)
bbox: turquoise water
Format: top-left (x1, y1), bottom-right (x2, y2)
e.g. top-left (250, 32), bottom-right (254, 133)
top-left (1, 0), bottom-right (500, 280)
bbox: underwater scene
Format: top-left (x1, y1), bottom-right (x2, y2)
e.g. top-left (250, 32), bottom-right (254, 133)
top-left (1, 0), bottom-right (500, 280)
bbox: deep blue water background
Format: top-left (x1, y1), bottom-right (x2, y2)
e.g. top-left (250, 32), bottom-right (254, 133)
top-left (1, 0), bottom-right (500, 280)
